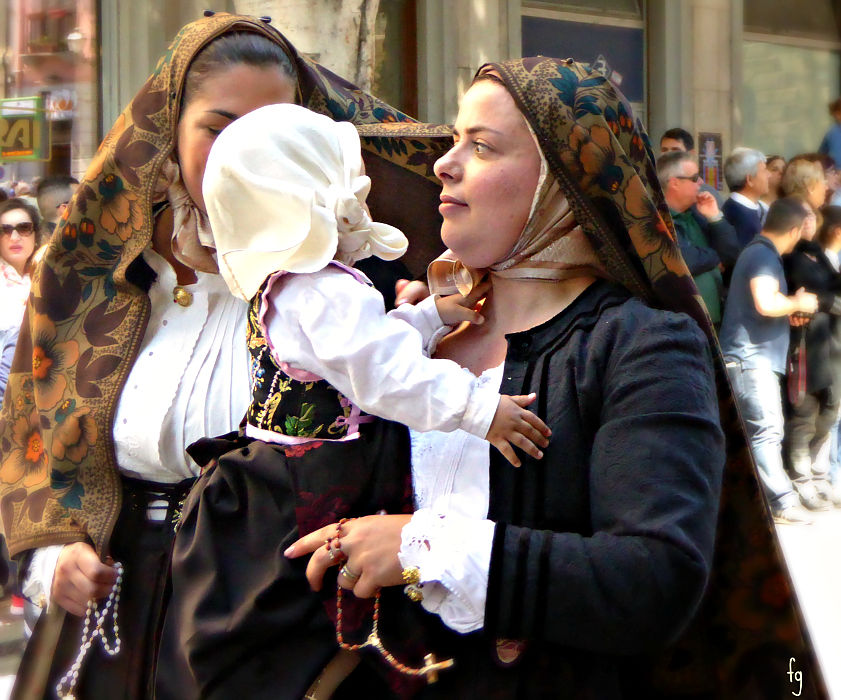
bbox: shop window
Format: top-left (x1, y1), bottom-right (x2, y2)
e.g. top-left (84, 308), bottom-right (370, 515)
top-left (521, 2), bottom-right (645, 121)
top-left (7, 0), bottom-right (99, 183)
top-left (742, 0), bottom-right (841, 159)
top-left (742, 42), bottom-right (840, 159)
top-left (745, 0), bottom-right (840, 43)
top-left (525, 0), bottom-right (641, 18)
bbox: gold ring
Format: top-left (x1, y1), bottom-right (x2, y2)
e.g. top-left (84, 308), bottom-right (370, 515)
top-left (339, 564), bottom-right (361, 582)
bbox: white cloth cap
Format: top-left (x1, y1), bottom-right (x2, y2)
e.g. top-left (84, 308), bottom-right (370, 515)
top-left (203, 103), bottom-right (408, 300)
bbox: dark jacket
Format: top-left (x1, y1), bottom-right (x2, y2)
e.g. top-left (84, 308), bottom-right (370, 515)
top-left (673, 207), bottom-right (740, 274)
top-left (722, 196), bottom-right (763, 249)
top-left (671, 208), bottom-right (740, 323)
top-left (784, 239), bottom-right (841, 394)
top-left (422, 281), bottom-right (725, 699)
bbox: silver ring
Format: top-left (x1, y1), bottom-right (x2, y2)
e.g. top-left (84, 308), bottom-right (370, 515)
top-left (339, 564), bottom-right (361, 582)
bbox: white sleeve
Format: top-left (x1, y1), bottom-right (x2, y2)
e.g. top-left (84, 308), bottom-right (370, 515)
top-left (21, 544), bottom-right (64, 610)
top-left (264, 269), bottom-right (499, 437)
top-left (386, 295), bottom-right (451, 357)
top-left (398, 494), bottom-right (495, 634)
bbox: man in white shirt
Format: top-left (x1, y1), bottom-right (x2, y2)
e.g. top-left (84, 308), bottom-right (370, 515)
top-left (722, 147), bottom-right (770, 249)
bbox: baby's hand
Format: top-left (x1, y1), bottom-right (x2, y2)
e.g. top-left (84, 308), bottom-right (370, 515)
top-left (434, 279), bottom-right (490, 327)
top-left (486, 394), bottom-right (551, 467)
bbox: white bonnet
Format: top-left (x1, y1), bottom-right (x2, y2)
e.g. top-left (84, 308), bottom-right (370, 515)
top-left (203, 103), bottom-right (408, 300)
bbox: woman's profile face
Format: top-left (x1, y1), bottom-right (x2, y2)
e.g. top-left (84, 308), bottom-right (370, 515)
top-left (0, 207), bottom-right (36, 274)
top-left (807, 174), bottom-right (828, 210)
top-left (434, 79), bottom-right (541, 269)
top-left (176, 63), bottom-right (297, 212)
top-left (766, 157), bottom-right (785, 191)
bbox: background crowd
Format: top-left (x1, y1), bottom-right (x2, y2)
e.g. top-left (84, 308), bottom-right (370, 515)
top-left (656, 96), bottom-right (841, 525)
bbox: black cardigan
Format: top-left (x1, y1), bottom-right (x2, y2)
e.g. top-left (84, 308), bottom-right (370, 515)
top-left (422, 280), bottom-right (725, 700)
top-left (784, 239), bottom-right (841, 394)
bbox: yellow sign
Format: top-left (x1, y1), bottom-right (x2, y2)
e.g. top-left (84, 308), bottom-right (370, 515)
top-left (0, 97), bottom-right (49, 161)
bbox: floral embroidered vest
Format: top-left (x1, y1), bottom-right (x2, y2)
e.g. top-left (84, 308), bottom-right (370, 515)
top-left (245, 267), bottom-right (370, 441)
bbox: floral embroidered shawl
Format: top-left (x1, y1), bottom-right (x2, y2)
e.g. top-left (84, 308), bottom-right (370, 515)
top-left (0, 13), bottom-right (450, 559)
top-left (488, 57), bottom-right (826, 698)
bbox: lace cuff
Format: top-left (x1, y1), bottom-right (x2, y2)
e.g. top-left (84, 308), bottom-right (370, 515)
top-left (398, 502), bottom-right (495, 633)
top-left (22, 544), bottom-right (64, 610)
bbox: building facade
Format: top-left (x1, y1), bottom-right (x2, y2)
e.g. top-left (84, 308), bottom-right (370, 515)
top-left (1, 1), bottom-right (839, 187)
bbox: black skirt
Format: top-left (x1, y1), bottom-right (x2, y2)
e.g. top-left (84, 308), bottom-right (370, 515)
top-left (155, 420), bottom-right (440, 700)
top-left (12, 476), bottom-right (194, 700)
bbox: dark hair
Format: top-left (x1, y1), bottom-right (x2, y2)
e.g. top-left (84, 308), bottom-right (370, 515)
top-left (792, 152), bottom-right (835, 171)
top-left (36, 175), bottom-right (79, 221)
top-left (0, 197), bottom-right (44, 272)
top-left (818, 205), bottom-right (841, 246)
top-left (661, 127), bottom-right (694, 151)
top-left (764, 196), bottom-right (810, 235)
top-left (181, 32), bottom-right (297, 111)
top-left (830, 97), bottom-right (841, 114)
top-left (470, 71), bottom-right (507, 88)
top-left (766, 155), bottom-right (785, 167)
top-left (35, 175), bottom-right (79, 199)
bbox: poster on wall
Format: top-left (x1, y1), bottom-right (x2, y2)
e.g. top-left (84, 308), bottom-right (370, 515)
top-left (698, 132), bottom-right (723, 192)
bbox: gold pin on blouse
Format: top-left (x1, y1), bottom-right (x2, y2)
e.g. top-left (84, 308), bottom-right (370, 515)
top-left (172, 285), bottom-right (193, 307)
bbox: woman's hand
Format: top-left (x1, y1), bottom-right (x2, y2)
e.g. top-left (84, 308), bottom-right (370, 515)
top-left (285, 514), bottom-right (411, 598)
top-left (51, 542), bottom-right (119, 617)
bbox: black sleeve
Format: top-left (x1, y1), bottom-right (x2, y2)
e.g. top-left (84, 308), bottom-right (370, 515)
top-left (485, 312), bottom-right (725, 654)
top-left (704, 218), bottom-right (741, 268)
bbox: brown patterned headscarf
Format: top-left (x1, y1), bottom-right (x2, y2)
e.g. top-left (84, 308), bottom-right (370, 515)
top-left (483, 57), bottom-right (826, 697)
top-left (0, 13), bottom-right (450, 559)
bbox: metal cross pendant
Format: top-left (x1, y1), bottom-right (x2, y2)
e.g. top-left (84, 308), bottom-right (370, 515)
top-left (421, 653), bottom-right (455, 683)
top-left (363, 631), bottom-right (385, 653)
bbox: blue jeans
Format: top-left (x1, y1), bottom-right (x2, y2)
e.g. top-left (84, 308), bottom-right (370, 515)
top-left (725, 360), bottom-right (798, 509)
top-left (830, 413), bottom-right (841, 485)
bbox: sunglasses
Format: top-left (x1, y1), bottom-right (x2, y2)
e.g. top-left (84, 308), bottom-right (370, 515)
top-left (0, 222), bottom-right (36, 237)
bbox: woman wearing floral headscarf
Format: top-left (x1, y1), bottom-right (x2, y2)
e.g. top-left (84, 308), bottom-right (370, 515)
top-left (0, 13), bottom-right (448, 699)
top-left (289, 59), bottom-right (829, 698)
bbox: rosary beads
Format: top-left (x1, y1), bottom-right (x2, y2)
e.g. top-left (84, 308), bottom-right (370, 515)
top-left (56, 562), bottom-right (124, 700)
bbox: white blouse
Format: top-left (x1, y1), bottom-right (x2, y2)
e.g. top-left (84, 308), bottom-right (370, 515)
top-left (112, 249), bottom-right (251, 482)
top-left (398, 364), bottom-right (501, 633)
top-left (0, 259), bottom-right (30, 331)
top-left (27, 249), bottom-right (252, 608)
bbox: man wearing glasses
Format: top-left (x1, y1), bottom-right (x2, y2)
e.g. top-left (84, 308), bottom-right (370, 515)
top-left (657, 150), bottom-right (739, 326)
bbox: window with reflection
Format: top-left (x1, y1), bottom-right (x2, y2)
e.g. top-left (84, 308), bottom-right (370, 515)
top-left (742, 0), bottom-right (841, 158)
top-left (3, 0), bottom-right (99, 183)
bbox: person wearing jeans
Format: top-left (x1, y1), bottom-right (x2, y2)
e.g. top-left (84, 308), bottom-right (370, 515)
top-left (720, 197), bottom-right (819, 523)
